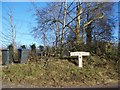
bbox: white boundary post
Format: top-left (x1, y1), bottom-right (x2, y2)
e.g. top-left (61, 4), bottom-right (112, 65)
top-left (78, 54), bottom-right (82, 67)
top-left (70, 52), bottom-right (90, 68)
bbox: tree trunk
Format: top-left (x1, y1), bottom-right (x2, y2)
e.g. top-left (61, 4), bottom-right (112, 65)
top-left (118, 2), bottom-right (120, 56)
top-left (85, 8), bottom-right (92, 51)
top-left (82, 27), bottom-right (85, 44)
top-left (55, 23), bottom-right (60, 56)
top-left (86, 23), bottom-right (92, 51)
top-left (118, 34), bottom-right (120, 56)
top-left (61, 1), bottom-right (67, 57)
top-left (118, 25), bottom-right (120, 56)
top-left (75, 2), bottom-right (81, 45)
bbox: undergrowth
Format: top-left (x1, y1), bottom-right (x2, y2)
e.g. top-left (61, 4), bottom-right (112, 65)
top-left (2, 55), bottom-right (119, 87)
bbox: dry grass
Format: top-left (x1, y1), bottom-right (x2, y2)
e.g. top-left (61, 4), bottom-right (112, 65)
top-left (2, 55), bottom-right (119, 87)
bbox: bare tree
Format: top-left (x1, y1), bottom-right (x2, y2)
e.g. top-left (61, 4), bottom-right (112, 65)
top-left (2, 7), bottom-right (17, 50)
top-left (32, 2), bottom-right (116, 56)
top-left (61, 1), bottom-right (67, 56)
top-left (8, 8), bottom-right (16, 51)
top-left (118, 2), bottom-right (120, 56)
